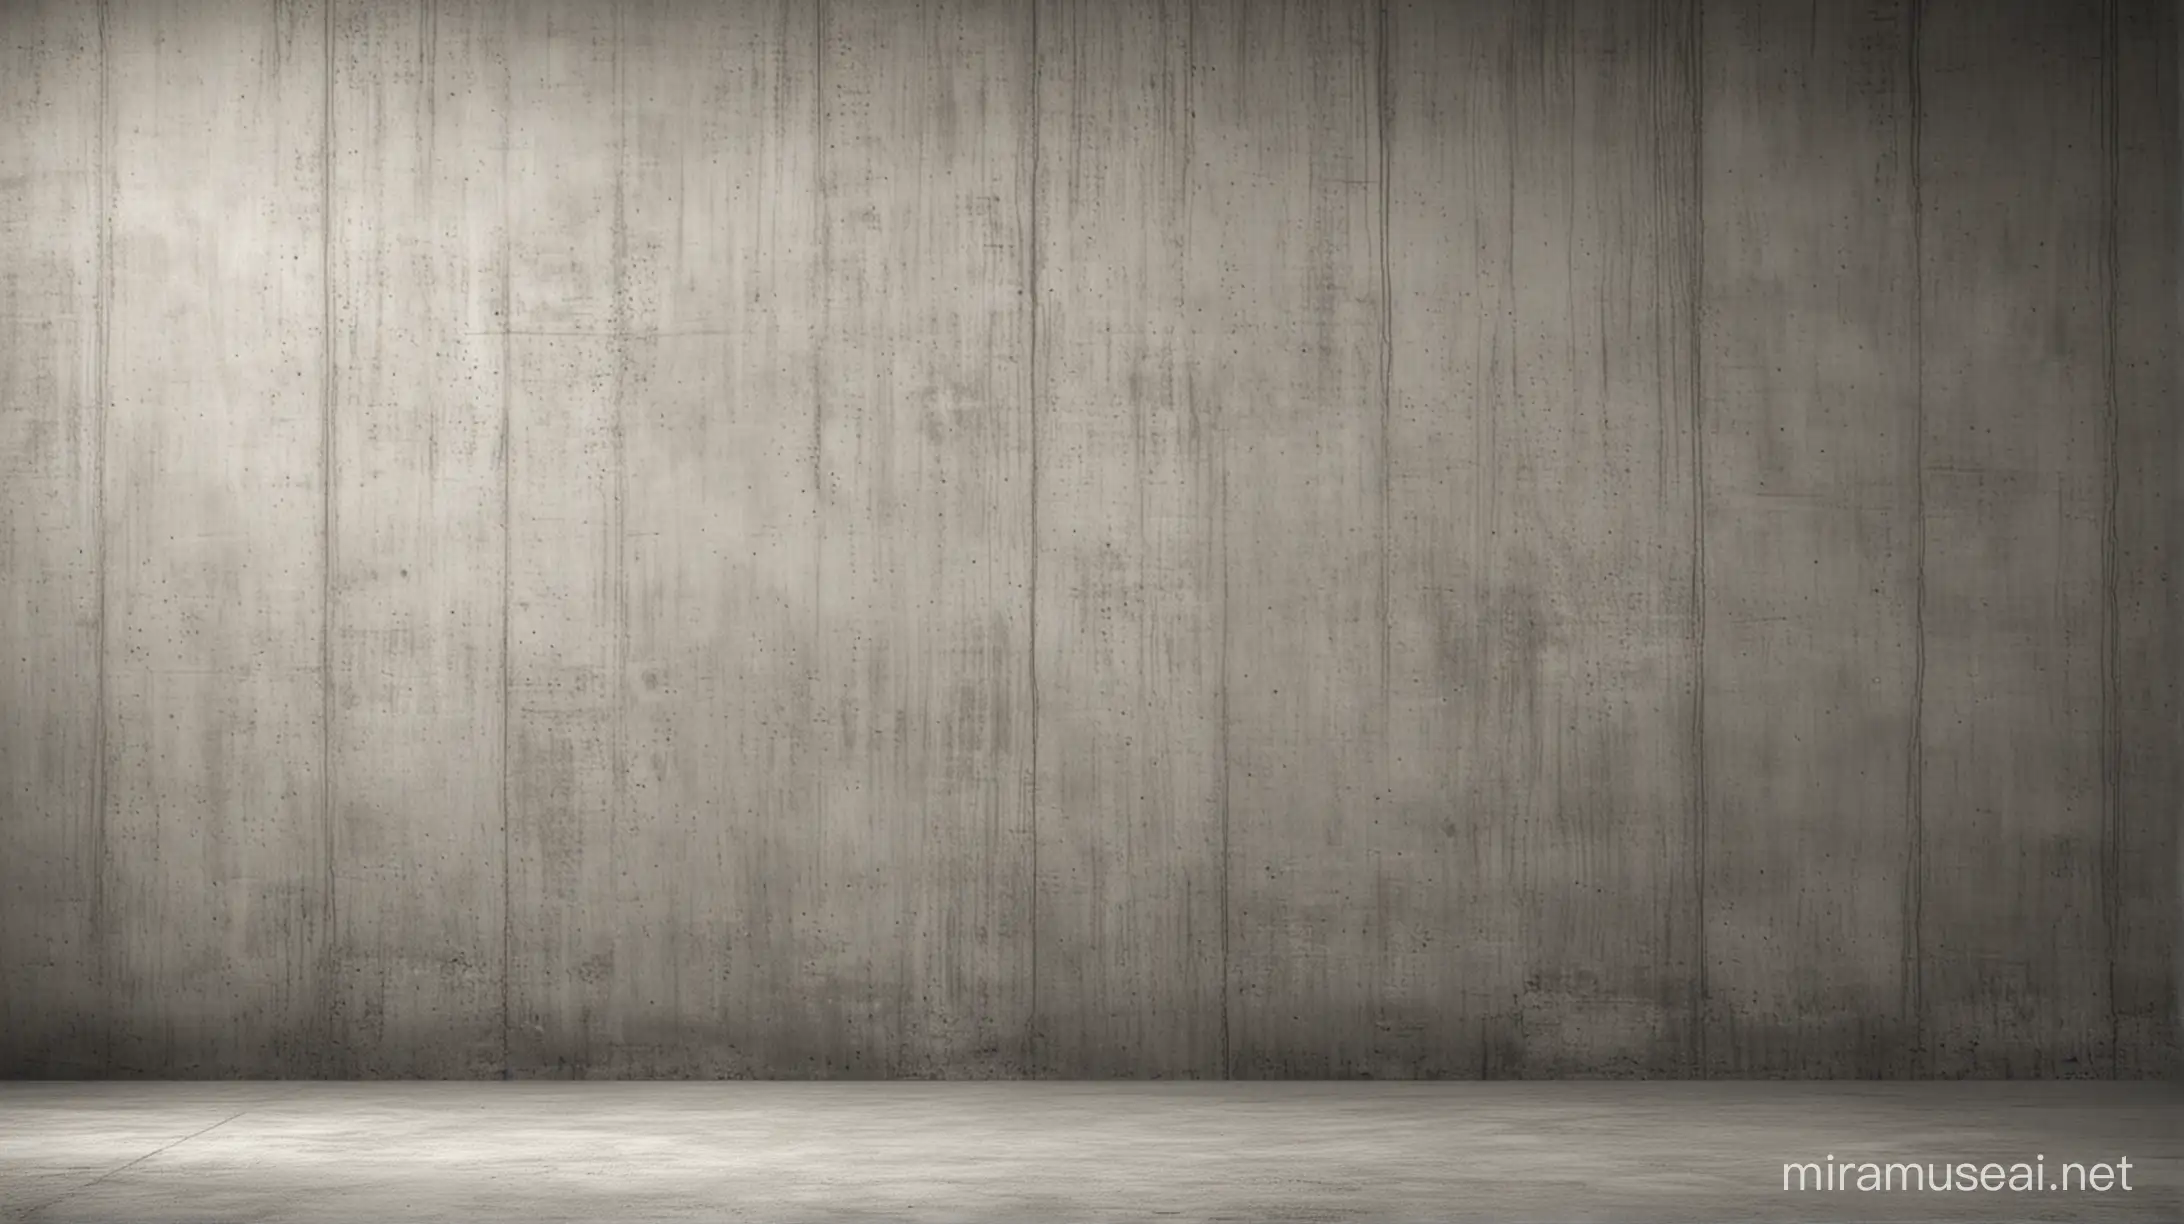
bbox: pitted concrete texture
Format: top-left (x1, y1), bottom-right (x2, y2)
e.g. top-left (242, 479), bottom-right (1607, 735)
top-left (1, 0), bottom-right (2178, 1083)
top-left (2, 1082), bottom-right (2178, 1223)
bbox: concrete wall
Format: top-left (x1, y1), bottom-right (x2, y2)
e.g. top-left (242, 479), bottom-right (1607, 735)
top-left (0, 0), bottom-right (2175, 1080)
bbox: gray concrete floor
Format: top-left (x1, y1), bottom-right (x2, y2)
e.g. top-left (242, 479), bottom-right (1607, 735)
top-left (0, 1083), bottom-right (2176, 1222)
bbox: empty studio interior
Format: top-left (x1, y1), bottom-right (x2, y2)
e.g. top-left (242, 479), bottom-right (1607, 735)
top-left (0, 0), bottom-right (2178, 1220)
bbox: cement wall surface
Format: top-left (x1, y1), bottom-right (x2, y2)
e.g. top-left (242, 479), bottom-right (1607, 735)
top-left (1, 0), bottom-right (2176, 1078)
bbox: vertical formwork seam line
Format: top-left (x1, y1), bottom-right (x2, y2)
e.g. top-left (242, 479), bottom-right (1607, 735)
top-left (321, 0), bottom-right (340, 1074)
top-left (92, 0), bottom-right (115, 1075)
top-left (2101, 0), bottom-right (2124, 1081)
top-left (1025, 0), bottom-right (1043, 1077)
top-left (1688, 0), bottom-right (1709, 1076)
top-left (498, 1), bottom-right (515, 1083)
top-left (810, 0), bottom-right (829, 1078)
top-left (1906, 0), bottom-right (1928, 1078)
top-left (1377, 0), bottom-right (1392, 733)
